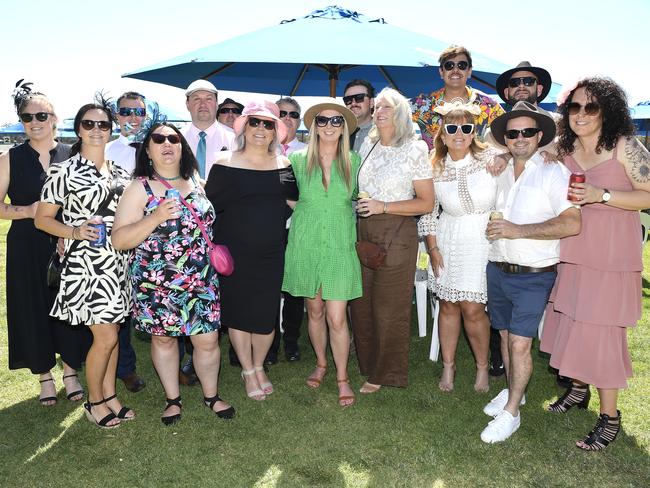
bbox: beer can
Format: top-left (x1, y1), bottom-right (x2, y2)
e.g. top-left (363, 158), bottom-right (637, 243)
top-left (568, 173), bottom-right (585, 202)
top-left (357, 191), bottom-right (370, 200)
top-left (489, 211), bottom-right (503, 221)
top-left (88, 216), bottom-right (106, 247)
top-left (165, 188), bottom-right (181, 228)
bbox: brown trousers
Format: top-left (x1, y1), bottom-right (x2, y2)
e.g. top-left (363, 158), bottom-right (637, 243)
top-left (350, 214), bottom-right (418, 387)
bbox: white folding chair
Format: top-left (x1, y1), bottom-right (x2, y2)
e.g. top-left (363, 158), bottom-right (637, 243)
top-left (640, 211), bottom-right (650, 244)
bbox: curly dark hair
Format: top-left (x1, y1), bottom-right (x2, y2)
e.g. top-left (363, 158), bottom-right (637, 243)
top-left (134, 122), bottom-right (198, 180)
top-left (556, 77), bottom-right (635, 157)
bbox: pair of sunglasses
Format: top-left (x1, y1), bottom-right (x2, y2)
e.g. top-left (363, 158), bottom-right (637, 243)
top-left (248, 117), bottom-right (275, 130)
top-left (117, 107), bottom-right (146, 117)
top-left (508, 76), bottom-right (537, 88)
top-left (218, 107), bottom-right (242, 115)
top-left (80, 119), bottom-right (112, 131)
top-left (442, 60), bottom-right (469, 71)
top-left (505, 128), bottom-right (541, 139)
top-left (444, 123), bottom-right (474, 135)
top-left (567, 102), bottom-right (600, 116)
top-left (19, 112), bottom-right (52, 123)
top-left (315, 115), bottom-right (344, 127)
top-left (279, 110), bottom-right (300, 119)
top-left (151, 133), bottom-right (181, 144)
top-left (343, 93), bottom-right (369, 105)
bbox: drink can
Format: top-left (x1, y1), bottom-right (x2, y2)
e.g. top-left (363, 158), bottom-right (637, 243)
top-left (88, 216), bottom-right (106, 247)
top-left (489, 211), bottom-right (503, 221)
top-left (357, 191), bottom-right (370, 200)
top-left (165, 188), bottom-right (181, 228)
top-left (568, 173), bottom-right (585, 202)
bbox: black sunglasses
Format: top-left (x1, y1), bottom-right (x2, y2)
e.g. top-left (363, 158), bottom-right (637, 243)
top-left (442, 60), bottom-right (470, 71)
top-left (118, 107), bottom-right (146, 117)
top-left (505, 128), bottom-right (541, 139)
top-left (343, 93), bottom-right (369, 105)
top-left (218, 107), bottom-right (242, 115)
top-left (508, 76), bottom-right (537, 88)
top-left (567, 102), bottom-right (600, 116)
top-left (248, 117), bottom-right (275, 130)
top-left (19, 112), bottom-right (52, 123)
top-left (279, 110), bottom-right (300, 119)
top-left (315, 115), bottom-right (344, 127)
top-left (444, 123), bottom-right (474, 135)
top-left (151, 133), bottom-right (181, 144)
top-left (80, 119), bottom-right (112, 131)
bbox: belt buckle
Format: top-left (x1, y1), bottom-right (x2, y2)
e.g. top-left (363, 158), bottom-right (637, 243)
top-left (507, 263), bottom-right (518, 273)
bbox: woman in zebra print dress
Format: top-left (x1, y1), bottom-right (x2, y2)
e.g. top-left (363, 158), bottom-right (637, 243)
top-left (35, 103), bottom-right (133, 428)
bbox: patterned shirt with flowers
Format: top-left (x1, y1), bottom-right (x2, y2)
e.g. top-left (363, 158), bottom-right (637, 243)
top-left (410, 86), bottom-right (505, 151)
top-left (129, 178), bottom-right (220, 336)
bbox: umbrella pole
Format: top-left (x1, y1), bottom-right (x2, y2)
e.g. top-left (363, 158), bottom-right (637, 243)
top-left (328, 65), bottom-right (339, 98)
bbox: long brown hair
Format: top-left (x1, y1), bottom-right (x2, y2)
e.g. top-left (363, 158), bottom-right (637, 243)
top-left (431, 110), bottom-right (486, 176)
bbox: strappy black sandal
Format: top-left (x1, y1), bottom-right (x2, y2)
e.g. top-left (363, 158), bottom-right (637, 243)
top-left (62, 373), bottom-right (84, 401)
top-left (161, 396), bottom-right (182, 426)
top-left (204, 394), bottom-right (235, 420)
top-left (38, 377), bottom-right (57, 406)
top-left (577, 410), bottom-right (621, 451)
top-left (104, 394), bottom-right (135, 421)
top-left (83, 399), bottom-right (120, 429)
top-left (548, 383), bottom-right (590, 413)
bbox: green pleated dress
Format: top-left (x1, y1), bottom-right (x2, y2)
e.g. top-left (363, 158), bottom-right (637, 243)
top-left (282, 150), bottom-right (362, 301)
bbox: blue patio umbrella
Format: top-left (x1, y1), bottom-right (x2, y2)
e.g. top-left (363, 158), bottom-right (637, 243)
top-left (631, 101), bottom-right (650, 143)
top-left (124, 6), bottom-right (528, 98)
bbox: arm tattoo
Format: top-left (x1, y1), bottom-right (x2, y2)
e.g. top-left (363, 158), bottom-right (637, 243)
top-left (625, 137), bottom-right (650, 183)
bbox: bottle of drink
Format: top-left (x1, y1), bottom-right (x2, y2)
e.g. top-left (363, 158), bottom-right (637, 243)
top-left (357, 190), bottom-right (370, 200)
top-left (165, 188), bottom-right (181, 229)
top-left (88, 216), bottom-right (106, 247)
top-left (489, 211), bottom-right (503, 221)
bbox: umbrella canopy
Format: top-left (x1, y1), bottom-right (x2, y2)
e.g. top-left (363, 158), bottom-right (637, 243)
top-left (124, 6), bottom-right (524, 98)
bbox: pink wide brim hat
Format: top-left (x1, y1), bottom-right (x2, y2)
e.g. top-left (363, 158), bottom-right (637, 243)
top-left (232, 100), bottom-right (288, 143)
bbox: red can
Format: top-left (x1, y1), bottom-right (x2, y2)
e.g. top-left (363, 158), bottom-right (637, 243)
top-left (568, 173), bottom-right (585, 202)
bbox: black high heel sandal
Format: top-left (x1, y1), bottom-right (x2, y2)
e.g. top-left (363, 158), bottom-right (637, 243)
top-left (577, 410), bottom-right (621, 451)
top-left (38, 378), bottom-right (57, 406)
top-left (548, 383), bottom-right (590, 413)
top-left (161, 396), bottom-right (182, 426)
top-left (62, 373), bottom-right (84, 401)
top-left (104, 394), bottom-right (135, 421)
top-left (204, 394), bottom-right (236, 420)
top-left (83, 399), bottom-right (120, 429)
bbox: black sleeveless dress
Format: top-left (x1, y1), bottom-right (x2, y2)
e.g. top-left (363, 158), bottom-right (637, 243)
top-left (206, 164), bottom-right (298, 333)
top-left (6, 142), bottom-right (91, 373)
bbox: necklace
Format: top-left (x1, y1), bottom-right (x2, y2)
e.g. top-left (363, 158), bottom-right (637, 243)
top-left (154, 170), bottom-right (182, 181)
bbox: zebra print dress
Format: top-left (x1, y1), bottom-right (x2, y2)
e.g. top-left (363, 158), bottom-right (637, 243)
top-left (41, 154), bottom-right (130, 326)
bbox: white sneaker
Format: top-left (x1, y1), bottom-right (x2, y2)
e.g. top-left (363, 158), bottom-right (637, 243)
top-left (480, 410), bottom-right (521, 444)
top-left (483, 388), bottom-right (526, 417)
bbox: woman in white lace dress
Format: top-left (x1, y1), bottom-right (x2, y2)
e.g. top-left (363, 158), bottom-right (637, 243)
top-left (419, 101), bottom-right (498, 393)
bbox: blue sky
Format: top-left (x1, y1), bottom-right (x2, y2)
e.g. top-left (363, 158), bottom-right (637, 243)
top-left (1, 0), bottom-right (648, 123)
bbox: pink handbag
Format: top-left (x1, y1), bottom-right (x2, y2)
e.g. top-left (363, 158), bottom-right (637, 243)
top-left (156, 178), bottom-right (234, 276)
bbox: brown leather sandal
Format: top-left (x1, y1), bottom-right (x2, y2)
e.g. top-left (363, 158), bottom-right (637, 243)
top-left (306, 364), bottom-right (327, 389)
top-left (337, 378), bottom-right (355, 408)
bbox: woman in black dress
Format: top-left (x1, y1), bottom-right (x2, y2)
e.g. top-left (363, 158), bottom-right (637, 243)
top-left (0, 84), bottom-right (90, 406)
top-left (206, 101), bottom-right (297, 401)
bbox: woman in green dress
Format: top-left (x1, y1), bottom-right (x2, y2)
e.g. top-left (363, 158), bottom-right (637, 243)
top-left (282, 102), bottom-right (361, 407)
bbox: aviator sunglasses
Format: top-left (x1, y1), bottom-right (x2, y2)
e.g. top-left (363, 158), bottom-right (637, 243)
top-left (444, 123), bottom-right (474, 135)
top-left (118, 107), bottom-right (146, 117)
top-left (315, 115), bottom-right (344, 127)
top-left (567, 101), bottom-right (600, 116)
top-left (151, 133), bottom-right (181, 144)
top-left (505, 128), bottom-right (541, 139)
top-left (442, 60), bottom-right (470, 71)
top-left (80, 119), bottom-right (112, 131)
top-left (508, 76), bottom-right (537, 88)
top-left (343, 93), bottom-right (369, 105)
top-left (19, 112), bottom-right (52, 123)
top-left (248, 117), bottom-right (275, 130)
top-left (218, 107), bottom-right (243, 115)
top-left (279, 110), bottom-right (300, 119)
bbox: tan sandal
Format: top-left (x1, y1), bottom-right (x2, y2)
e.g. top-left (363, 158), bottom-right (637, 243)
top-left (306, 364), bottom-right (327, 389)
top-left (241, 369), bottom-right (266, 401)
top-left (254, 366), bottom-right (273, 395)
top-left (359, 381), bottom-right (381, 394)
top-left (337, 378), bottom-right (355, 407)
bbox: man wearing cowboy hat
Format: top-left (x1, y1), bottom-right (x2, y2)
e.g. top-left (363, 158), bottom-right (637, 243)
top-left (217, 98), bottom-right (244, 131)
top-left (480, 102), bottom-right (581, 444)
top-left (496, 61), bottom-right (552, 108)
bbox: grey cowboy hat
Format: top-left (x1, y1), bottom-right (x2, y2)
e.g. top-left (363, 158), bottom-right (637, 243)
top-left (490, 101), bottom-right (556, 147)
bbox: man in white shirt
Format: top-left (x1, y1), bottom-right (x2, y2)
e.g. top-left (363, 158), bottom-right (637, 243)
top-left (105, 91), bottom-right (146, 174)
top-left (343, 79), bottom-right (375, 152)
top-left (181, 79), bottom-right (235, 179)
top-left (479, 102), bottom-right (581, 444)
top-left (277, 97), bottom-right (306, 155)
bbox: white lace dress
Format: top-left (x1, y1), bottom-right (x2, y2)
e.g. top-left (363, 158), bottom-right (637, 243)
top-left (418, 150), bottom-right (498, 303)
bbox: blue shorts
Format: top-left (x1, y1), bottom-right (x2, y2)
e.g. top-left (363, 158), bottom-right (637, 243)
top-left (486, 261), bottom-right (557, 338)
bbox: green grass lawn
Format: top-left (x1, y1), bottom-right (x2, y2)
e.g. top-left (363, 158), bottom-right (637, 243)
top-left (0, 218), bottom-right (648, 488)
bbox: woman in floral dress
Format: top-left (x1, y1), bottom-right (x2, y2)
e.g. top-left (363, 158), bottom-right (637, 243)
top-left (113, 123), bottom-right (234, 424)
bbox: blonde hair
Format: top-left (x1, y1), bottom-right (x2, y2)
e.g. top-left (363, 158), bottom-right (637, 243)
top-left (431, 110), bottom-right (486, 175)
top-left (21, 94), bottom-right (58, 133)
top-left (306, 116), bottom-right (353, 192)
top-left (368, 87), bottom-right (416, 147)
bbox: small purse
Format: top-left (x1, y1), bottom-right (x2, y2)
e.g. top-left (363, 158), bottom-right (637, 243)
top-left (355, 241), bottom-right (387, 269)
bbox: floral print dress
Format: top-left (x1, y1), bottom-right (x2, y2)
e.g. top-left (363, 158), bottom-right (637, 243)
top-left (129, 178), bottom-right (220, 336)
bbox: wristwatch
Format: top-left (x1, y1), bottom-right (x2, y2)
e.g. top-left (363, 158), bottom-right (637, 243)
top-left (601, 189), bottom-right (611, 203)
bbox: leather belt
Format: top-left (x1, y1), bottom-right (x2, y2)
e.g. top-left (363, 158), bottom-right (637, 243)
top-left (493, 261), bottom-right (557, 274)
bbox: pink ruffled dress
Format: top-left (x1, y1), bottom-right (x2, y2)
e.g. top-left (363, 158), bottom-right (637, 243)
top-left (540, 148), bottom-right (642, 389)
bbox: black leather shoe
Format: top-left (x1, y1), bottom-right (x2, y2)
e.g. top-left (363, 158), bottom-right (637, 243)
top-left (264, 352), bottom-right (278, 366)
top-left (285, 346), bottom-right (301, 362)
top-left (121, 372), bottom-right (146, 393)
top-left (179, 370), bottom-right (199, 386)
top-left (181, 355), bottom-right (195, 375)
top-left (488, 362), bottom-right (505, 377)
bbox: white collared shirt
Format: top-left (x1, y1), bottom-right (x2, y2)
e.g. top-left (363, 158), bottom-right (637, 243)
top-left (182, 120), bottom-right (235, 178)
top-left (489, 152), bottom-right (574, 267)
top-left (285, 138), bottom-right (307, 155)
top-left (105, 134), bottom-right (136, 174)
